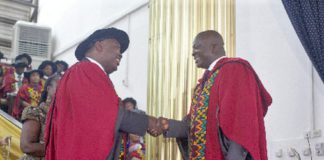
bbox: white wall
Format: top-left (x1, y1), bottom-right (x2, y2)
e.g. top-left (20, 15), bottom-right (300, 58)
top-left (236, 0), bottom-right (324, 159)
top-left (314, 67), bottom-right (324, 141)
top-left (37, 0), bottom-right (150, 111)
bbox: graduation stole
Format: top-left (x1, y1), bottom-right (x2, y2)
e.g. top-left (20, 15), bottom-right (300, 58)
top-left (189, 69), bottom-right (219, 160)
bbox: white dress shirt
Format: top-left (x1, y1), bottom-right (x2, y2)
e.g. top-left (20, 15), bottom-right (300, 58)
top-left (86, 57), bottom-right (106, 74)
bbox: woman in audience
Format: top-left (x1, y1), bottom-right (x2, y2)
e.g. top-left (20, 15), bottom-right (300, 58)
top-left (12, 70), bottom-right (43, 120)
top-left (38, 61), bottom-right (57, 81)
top-left (55, 60), bottom-right (69, 75)
top-left (19, 75), bottom-right (60, 160)
top-left (15, 54), bottom-right (32, 71)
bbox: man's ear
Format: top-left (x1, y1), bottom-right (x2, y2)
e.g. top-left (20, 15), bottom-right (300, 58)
top-left (211, 43), bottom-right (218, 54)
top-left (94, 41), bottom-right (103, 52)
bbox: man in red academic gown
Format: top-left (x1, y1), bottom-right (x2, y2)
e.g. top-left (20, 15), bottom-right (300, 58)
top-left (154, 30), bottom-right (272, 160)
top-left (44, 28), bottom-right (161, 160)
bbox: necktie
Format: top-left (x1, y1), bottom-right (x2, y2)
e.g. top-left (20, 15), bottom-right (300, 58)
top-left (200, 70), bottom-right (211, 89)
top-left (202, 70), bottom-right (211, 82)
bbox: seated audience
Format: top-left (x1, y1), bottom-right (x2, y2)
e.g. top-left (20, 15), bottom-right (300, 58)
top-left (55, 60), bottom-right (69, 75)
top-left (38, 61), bottom-right (57, 80)
top-left (20, 75), bottom-right (60, 160)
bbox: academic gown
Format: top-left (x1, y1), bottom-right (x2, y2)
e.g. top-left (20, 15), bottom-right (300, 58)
top-left (166, 57), bottom-right (272, 160)
top-left (44, 61), bottom-right (149, 160)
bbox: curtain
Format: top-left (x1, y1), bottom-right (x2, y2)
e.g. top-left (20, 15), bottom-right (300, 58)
top-left (282, 0), bottom-right (324, 83)
top-left (147, 0), bottom-right (235, 159)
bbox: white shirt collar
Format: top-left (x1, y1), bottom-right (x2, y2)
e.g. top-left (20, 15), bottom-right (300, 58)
top-left (86, 57), bottom-right (106, 73)
top-left (14, 72), bottom-right (23, 79)
top-left (208, 56), bottom-right (227, 71)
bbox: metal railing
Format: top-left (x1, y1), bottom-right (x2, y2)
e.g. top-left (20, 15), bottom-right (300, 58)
top-left (0, 110), bottom-right (22, 129)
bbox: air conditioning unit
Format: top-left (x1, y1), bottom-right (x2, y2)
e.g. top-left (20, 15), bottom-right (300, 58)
top-left (12, 21), bottom-right (52, 68)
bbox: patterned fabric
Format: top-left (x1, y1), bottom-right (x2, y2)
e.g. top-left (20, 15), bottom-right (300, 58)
top-left (120, 133), bottom-right (146, 160)
top-left (20, 102), bottom-right (50, 160)
top-left (3, 72), bottom-right (18, 94)
top-left (282, 0), bottom-right (324, 82)
top-left (189, 70), bottom-right (219, 160)
top-left (0, 63), bottom-right (14, 76)
top-left (119, 133), bottom-right (127, 160)
top-left (13, 84), bottom-right (43, 120)
top-left (126, 135), bottom-right (145, 160)
top-left (127, 143), bottom-right (145, 160)
top-left (27, 87), bottom-right (42, 107)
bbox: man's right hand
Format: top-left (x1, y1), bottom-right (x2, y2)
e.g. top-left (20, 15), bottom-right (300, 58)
top-left (147, 116), bottom-right (169, 137)
top-left (158, 117), bottom-right (169, 131)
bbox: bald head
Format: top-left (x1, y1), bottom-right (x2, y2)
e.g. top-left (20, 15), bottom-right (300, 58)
top-left (192, 30), bottom-right (226, 69)
top-left (195, 30), bottom-right (224, 46)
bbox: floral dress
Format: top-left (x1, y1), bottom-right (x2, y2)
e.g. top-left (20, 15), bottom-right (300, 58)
top-left (20, 102), bottom-right (49, 160)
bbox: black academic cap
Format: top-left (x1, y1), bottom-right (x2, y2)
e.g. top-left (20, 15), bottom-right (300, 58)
top-left (75, 28), bottom-right (129, 61)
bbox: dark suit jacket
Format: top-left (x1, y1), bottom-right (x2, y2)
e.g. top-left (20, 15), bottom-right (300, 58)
top-left (165, 118), bottom-right (253, 160)
top-left (106, 108), bottom-right (148, 160)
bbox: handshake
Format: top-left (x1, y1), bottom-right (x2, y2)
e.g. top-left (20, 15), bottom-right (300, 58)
top-left (147, 116), bottom-right (169, 137)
